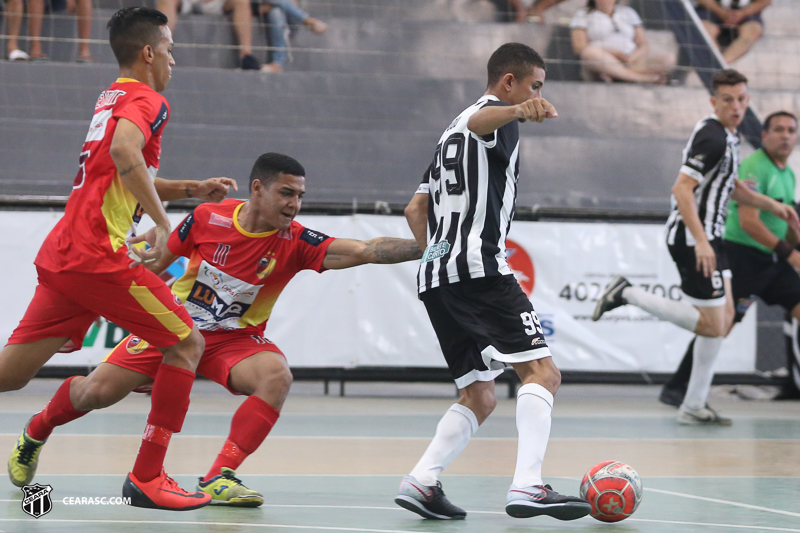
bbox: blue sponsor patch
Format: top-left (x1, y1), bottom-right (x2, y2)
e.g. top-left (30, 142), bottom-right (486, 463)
top-left (178, 212), bottom-right (195, 242)
top-left (421, 241), bottom-right (451, 263)
top-left (150, 102), bottom-right (169, 134)
top-left (300, 228), bottom-right (330, 246)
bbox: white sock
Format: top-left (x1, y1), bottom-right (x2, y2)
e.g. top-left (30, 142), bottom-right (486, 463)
top-left (512, 383), bottom-right (554, 488)
top-left (409, 403), bottom-right (478, 486)
top-left (682, 335), bottom-right (724, 409)
top-left (623, 286), bottom-right (700, 332)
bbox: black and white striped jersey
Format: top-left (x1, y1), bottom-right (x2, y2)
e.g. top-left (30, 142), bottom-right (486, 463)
top-left (416, 95), bottom-right (521, 293)
top-left (666, 114), bottom-right (740, 247)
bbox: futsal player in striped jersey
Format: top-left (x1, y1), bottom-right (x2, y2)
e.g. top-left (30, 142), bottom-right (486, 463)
top-left (9, 153), bottom-right (423, 507)
top-left (593, 70), bottom-right (800, 425)
top-left (1, 8), bottom-right (238, 510)
top-left (397, 43), bottom-right (591, 521)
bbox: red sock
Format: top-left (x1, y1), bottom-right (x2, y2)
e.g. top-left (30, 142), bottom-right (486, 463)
top-left (132, 364), bottom-right (195, 483)
top-left (203, 396), bottom-right (280, 481)
top-left (27, 376), bottom-right (90, 441)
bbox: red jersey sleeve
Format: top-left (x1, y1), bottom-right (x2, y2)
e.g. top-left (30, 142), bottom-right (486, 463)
top-left (168, 210), bottom-right (200, 258)
top-left (113, 92), bottom-right (169, 145)
top-left (295, 225), bottom-right (335, 272)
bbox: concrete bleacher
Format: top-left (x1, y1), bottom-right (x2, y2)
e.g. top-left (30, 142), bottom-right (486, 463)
top-left (1, 0), bottom-right (798, 210)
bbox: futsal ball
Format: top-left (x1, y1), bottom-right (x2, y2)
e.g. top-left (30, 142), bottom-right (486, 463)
top-left (579, 460), bottom-right (643, 522)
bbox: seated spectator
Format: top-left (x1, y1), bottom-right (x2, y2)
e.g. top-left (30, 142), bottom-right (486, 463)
top-left (570, 0), bottom-right (675, 84)
top-left (695, 0), bottom-right (770, 64)
top-left (5, 0), bottom-right (44, 60)
top-left (64, 0), bottom-right (94, 62)
top-left (257, 0), bottom-right (326, 73)
top-left (157, 0), bottom-right (261, 69)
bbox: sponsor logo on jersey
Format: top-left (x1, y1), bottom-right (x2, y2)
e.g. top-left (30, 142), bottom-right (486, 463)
top-left (421, 241), bottom-right (451, 263)
top-left (506, 238), bottom-right (535, 297)
top-left (150, 102), bottom-right (169, 134)
top-left (256, 254), bottom-right (277, 279)
top-left (209, 213), bottom-right (232, 228)
top-left (300, 228), bottom-right (330, 246)
top-left (95, 89), bottom-right (125, 109)
top-left (178, 212), bottom-right (195, 242)
top-left (744, 178), bottom-right (757, 191)
top-left (126, 336), bottom-right (150, 355)
top-left (188, 282), bottom-right (252, 322)
top-left (132, 203), bottom-right (145, 226)
top-left (688, 155), bottom-right (705, 170)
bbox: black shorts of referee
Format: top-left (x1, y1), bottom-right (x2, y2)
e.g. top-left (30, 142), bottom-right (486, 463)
top-left (725, 240), bottom-right (800, 323)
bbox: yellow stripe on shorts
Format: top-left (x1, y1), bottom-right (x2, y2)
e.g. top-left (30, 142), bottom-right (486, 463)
top-left (128, 282), bottom-right (192, 342)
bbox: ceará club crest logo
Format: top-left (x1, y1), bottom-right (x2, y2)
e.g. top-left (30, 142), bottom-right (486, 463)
top-left (506, 238), bottom-right (535, 297)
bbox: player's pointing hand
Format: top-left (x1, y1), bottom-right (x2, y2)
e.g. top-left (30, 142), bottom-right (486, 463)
top-left (197, 177), bottom-right (238, 203)
top-left (515, 98), bottom-right (558, 124)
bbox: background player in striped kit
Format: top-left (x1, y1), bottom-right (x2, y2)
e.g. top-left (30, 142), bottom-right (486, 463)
top-left (660, 111), bottom-right (800, 405)
top-left (593, 71), bottom-right (800, 426)
top-left (396, 43), bottom-right (591, 522)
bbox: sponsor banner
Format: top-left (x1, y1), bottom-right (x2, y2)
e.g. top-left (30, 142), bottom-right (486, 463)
top-left (0, 212), bottom-right (755, 372)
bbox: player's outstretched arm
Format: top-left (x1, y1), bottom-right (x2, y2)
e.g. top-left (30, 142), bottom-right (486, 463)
top-left (468, 98), bottom-right (558, 136)
top-left (322, 238), bottom-right (422, 270)
top-left (110, 118), bottom-right (171, 264)
top-left (732, 180), bottom-right (800, 235)
top-left (405, 193), bottom-right (429, 251)
top-left (154, 177), bottom-right (238, 202)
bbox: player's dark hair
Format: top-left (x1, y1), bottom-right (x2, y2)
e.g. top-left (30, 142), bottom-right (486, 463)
top-left (250, 153), bottom-right (306, 188)
top-left (712, 69), bottom-right (748, 92)
top-left (107, 7), bottom-right (169, 68)
top-left (487, 43), bottom-right (545, 87)
top-left (763, 111), bottom-right (798, 132)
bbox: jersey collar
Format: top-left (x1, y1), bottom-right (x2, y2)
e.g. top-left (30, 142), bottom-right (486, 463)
top-left (115, 77), bottom-right (140, 84)
top-left (233, 202), bottom-right (278, 238)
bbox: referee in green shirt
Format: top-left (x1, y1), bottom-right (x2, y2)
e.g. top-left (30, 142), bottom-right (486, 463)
top-left (661, 111), bottom-right (800, 405)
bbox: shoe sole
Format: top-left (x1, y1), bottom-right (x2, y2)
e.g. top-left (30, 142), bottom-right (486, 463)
top-left (123, 478), bottom-right (211, 511)
top-left (394, 496), bottom-right (465, 520)
top-left (208, 496), bottom-right (264, 507)
top-left (506, 500), bottom-right (592, 520)
top-left (592, 276), bottom-right (628, 321)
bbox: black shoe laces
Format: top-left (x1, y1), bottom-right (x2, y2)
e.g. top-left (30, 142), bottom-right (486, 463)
top-left (16, 440), bottom-right (39, 466)
top-left (221, 470), bottom-right (245, 485)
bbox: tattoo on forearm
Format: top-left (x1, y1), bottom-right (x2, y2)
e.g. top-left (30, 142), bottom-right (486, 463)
top-left (119, 162), bottom-right (144, 177)
top-left (365, 238), bottom-right (423, 263)
top-left (185, 185), bottom-right (192, 198)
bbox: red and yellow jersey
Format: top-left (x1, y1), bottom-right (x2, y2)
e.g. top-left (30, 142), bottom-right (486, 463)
top-left (36, 78), bottom-right (170, 274)
top-left (168, 199), bottom-right (334, 333)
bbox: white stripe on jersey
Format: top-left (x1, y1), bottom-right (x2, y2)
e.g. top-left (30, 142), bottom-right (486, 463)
top-left (417, 95), bottom-right (519, 293)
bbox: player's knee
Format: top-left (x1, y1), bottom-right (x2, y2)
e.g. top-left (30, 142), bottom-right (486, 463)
top-left (252, 358), bottom-right (293, 398)
top-left (167, 330), bottom-right (205, 369)
top-left (739, 22), bottom-right (763, 40)
top-left (73, 379), bottom-right (118, 410)
top-left (0, 375), bottom-right (32, 393)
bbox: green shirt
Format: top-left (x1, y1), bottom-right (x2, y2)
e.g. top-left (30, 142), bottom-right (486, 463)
top-left (725, 148), bottom-right (796, 254)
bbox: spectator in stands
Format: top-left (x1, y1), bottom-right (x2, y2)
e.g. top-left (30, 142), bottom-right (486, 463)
top-left (257, 0), bottom-right (326, 73)
top-left (570, 0), bottom-right (675, 84)
top-left (5, 0), bottom-right (45, 60)
top-left (695, 0), bottom-right (770, 64)
top-left (157, 0), bottom-right (261, 69)
top-left (64, 0), bottom-right (94, 62)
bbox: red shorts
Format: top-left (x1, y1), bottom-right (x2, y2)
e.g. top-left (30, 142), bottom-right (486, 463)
top-left (104, 328), bottom-right (284, 394)
top-left (7, 266), bottom-right (193, 350)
